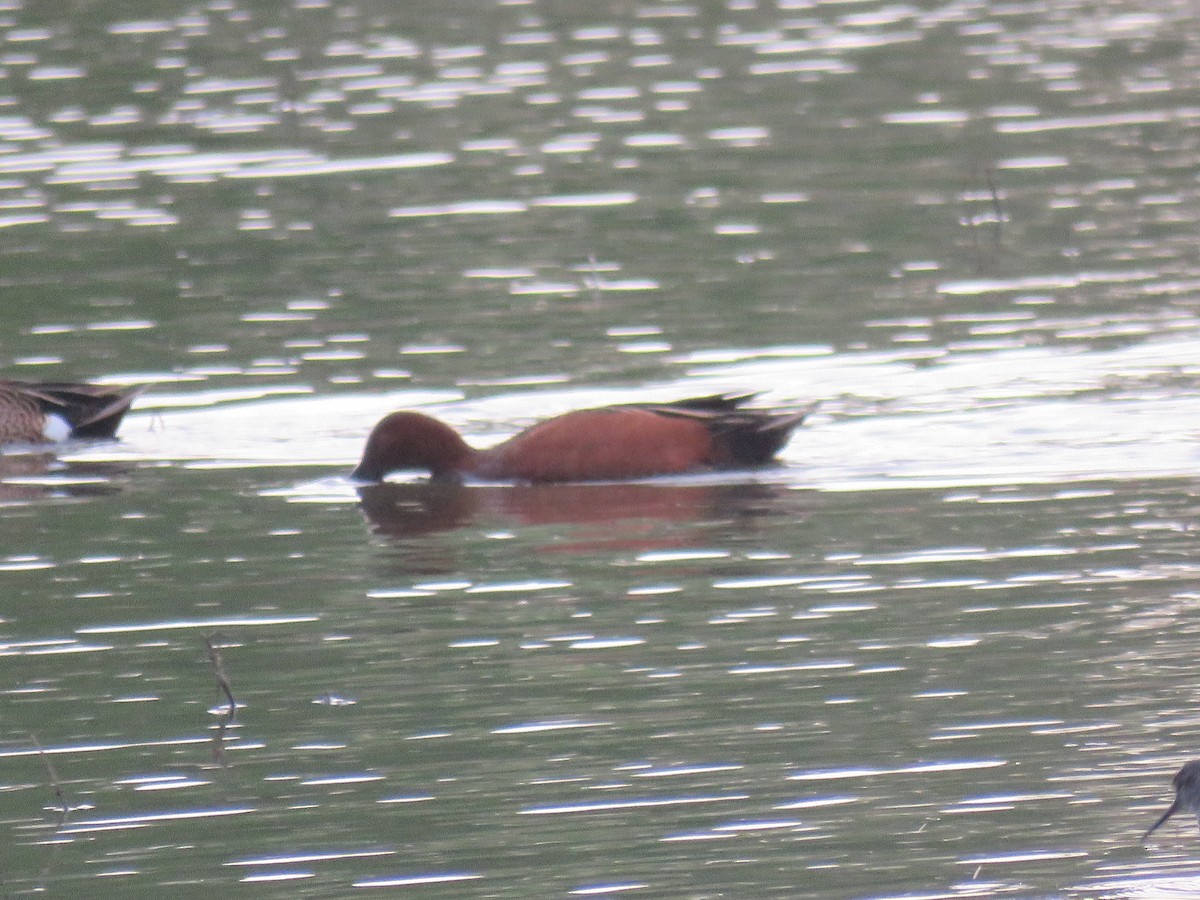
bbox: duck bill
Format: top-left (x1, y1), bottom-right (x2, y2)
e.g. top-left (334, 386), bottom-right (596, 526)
top-left (350, 462), bottom-right (382, 482)
top-left (1143, 800), bottom-right (1180, 841)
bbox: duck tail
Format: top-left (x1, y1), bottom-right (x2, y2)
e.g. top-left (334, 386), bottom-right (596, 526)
top-left (27, 383), bottom-right (145, 438)
top-left (723, 401), bottom-right (819, 464)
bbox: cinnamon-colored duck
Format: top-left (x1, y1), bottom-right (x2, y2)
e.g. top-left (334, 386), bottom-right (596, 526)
top-left (352, 393), bottom-right (813, 483)
top-left (0, 380), bottom-right (142, 445)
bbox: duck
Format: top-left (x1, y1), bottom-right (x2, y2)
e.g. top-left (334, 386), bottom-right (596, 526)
top-left (0, 380), bottom-right (143, 446)
top-left (352, 393), bottom-right (814, 484)
top-left (1144, 760), bottom-right (1200, 840)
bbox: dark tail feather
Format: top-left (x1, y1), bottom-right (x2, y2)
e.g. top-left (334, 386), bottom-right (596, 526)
top-left (23, 383), bottom-right (145, 439)
top-left (722, 403), bottom-right (818, 465)
top-left (70, 388), bottom-right (144, 438)
top-left (1143, 800), bottom-right (1179, 841)
top-left (640, 394), bottom-right (817, 467)
top-left (658, 393), bottom-right (760, 414)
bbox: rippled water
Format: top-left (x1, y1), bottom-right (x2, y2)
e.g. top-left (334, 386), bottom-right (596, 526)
top-left (5, 0), bottom-right (1200, 897)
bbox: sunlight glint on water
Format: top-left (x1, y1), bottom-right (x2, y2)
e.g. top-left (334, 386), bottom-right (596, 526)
top-left (4, 0), bottom-right (1200, 897)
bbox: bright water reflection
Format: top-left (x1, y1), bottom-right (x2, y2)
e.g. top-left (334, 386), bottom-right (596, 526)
top-left (5, 0), bottom-right (1200, 897)
top-left (6, 474), bottom-right (1200, 896)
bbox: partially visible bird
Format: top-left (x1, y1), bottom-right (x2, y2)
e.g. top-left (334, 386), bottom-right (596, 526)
top-left (0, 380), bottom-right (143, 446)
top-left (1144, 760), bottom-right (1200, 841)
top-left (353, 393), bottom-right (814, 484)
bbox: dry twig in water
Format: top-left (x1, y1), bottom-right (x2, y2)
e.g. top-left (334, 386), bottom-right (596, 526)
top-left (29, 731), bottom-right (69, 829)
top-left (204, 634), bottom-right (238, 765)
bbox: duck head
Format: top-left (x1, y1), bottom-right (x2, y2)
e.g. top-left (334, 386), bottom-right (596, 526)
top-left (352, 411), bottom-right (475, 482)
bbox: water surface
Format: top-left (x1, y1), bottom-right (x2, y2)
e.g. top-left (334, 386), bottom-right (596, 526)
top-left (4, 0), bottom-right (1200, 897)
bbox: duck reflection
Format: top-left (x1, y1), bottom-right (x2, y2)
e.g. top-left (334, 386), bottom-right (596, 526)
top-left (0, 454), bottom-right (132, 502)
top-left (357, 480), bottom-right (480, 536)
top-left (357, 479), bottom-right (794, 546)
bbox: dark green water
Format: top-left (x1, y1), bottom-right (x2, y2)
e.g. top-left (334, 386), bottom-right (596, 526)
top-left (5, 1), bottom-right (1200, 897)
